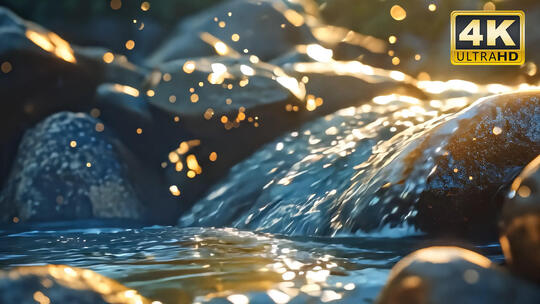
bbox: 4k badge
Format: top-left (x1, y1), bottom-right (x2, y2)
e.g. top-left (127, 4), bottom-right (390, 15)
top-left (451, 10), bottom-right (525, 65)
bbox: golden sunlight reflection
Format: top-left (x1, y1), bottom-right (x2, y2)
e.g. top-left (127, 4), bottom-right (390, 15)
top-left (417, 79), bottom-right (479, 94)
top-left (390, 246), bottom-right (492, 281)
top-left (169, 185), bottom-right (181, 197)
top-left (240, 64), bottom-right (255, 76)
top-left (283, 9), bottom-right (305, 27)
top-left (108, 228), bottom-right (359, 304)
top-left (4, 265), bottom-right (150, 304)
top-left (373, 94), bottom-right (419, 105)
top-left (510, 155), bottom-right (540, 193)
top-left (183, 60), bottom-right (196, 74)
top-left (311, 25), bottom-right (386, 54)
top-left (200, 32), bottom-right (240, 57)
top-left (305, 44), bottom-right (333, 63)
top-left (25, 30), bottom-right (76, 63)
top-left (111, 84), bottom-right (140, 97)
top-left (390, 5), bottom-right (407, 21)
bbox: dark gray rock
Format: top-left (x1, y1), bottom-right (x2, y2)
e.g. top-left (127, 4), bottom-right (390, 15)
top-left (0, 112), bottom-right (143, 223)
top-left (0, 265), bottom-right (150, 304)
top-left (146, 0), bottom-right (318, 66)
top-left (0, 7), bottom-right (145, 188)
top-left (376, 246), bottom-right (540, 304)
top-left (332, 90), bottom-right (540, 239)
top-left (500, 155), bottom-right (540, 284)
top-left (407, 91), bottom-right (540, 238)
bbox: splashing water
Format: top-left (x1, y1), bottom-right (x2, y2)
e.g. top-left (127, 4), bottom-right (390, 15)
top-left (179, 86), bottom-right (539, 237)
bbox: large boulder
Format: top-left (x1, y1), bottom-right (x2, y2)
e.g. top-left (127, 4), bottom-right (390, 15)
top-left (180, 90), bottom-right (539, 239)
top-left (0, 112), bottom-right (143, 223)
top-left (0, 265), bottom-right (151, 304)
top-left (376, 246), bottom-right (540, 304)
top-left (499, 155), bottom-right (540, 284)
top-left (333, 90), bottom-right (540, 239)
top-left (146, 0), bottom-right (318, 65)
top-left (0, 7), bottom-right (145, 188)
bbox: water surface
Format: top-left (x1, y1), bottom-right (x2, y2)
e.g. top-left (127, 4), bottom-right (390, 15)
top-left (0, 223), bottom-right (503, 303)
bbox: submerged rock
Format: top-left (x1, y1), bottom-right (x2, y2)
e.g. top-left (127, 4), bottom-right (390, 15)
top-left (499, 155), bottom-right (540, 284)
top-left (180, 90), bottom-right (539, 239)
top-left (0, 265), bottom-right (151, 304)
top-left (376, 246), bottom-right (540, 304)
top-left (0, 112), bottom-right (143, 223)
top-left (146, 0), bottom-right (317, 65)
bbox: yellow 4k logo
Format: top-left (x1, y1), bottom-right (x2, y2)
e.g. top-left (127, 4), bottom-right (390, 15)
top-left (451, 11), bottom-right (524, 65)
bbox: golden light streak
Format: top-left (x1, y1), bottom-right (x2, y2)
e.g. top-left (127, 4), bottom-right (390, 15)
top-left (112, 84), bottom-right (140, 97)
top-left (26, 30), bottom-right (76, 63)
top-left (214, 42), bottom-right (228, 56)
top-left (283, 9), bottom-right (304, 27)
top-left (26, 30), bottom-right (54, 52)
top-left (186, 154), bottom-right (202, 174)
top-left (305, 44), bottom-right (333, 63)
top-left (48, 32), bottom-right (76, 63)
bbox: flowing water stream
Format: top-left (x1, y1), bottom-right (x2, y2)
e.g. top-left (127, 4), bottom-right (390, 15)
top-left (0, 223), bottom-right (503, 303)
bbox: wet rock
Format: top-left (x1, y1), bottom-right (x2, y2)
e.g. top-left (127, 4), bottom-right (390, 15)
top-left (376, 246), bottom-right (540, 304)
top-left (180, 90), bottom-right (539, 239)
top-left (0, 7), bottom-right (145, 188)
top-left (406, 91), bottom-right (540, 237)
top-left (0, 265), bottom-right (151, 304)
top-left (146, 0), bottom-right (317, 65)
top-left (332, 90), bottom-right (540, 239)
top-left (0, 112), bottom-right (143, 223)
top-left (499, 155), bottom-right (540, 284)
top-left (178, 90), bottom-right (466, 233)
